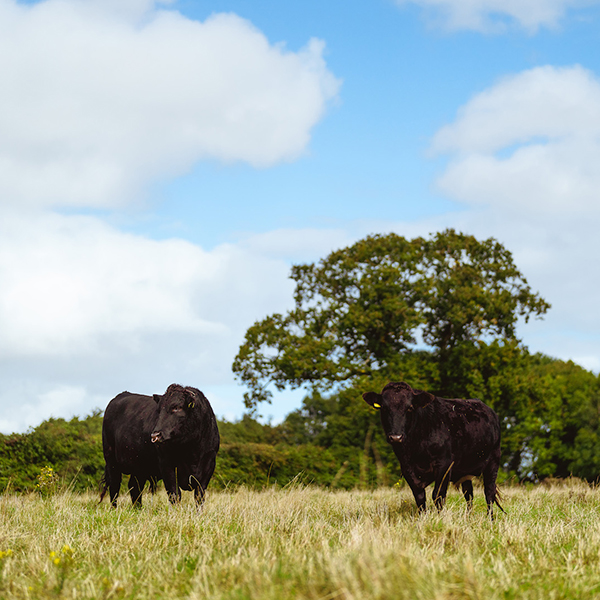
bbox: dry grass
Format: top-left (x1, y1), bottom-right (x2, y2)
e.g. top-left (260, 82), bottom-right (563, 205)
top-left (0, 482), bottom-right (600, 599)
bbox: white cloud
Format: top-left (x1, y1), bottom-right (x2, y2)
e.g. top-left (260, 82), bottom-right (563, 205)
top-left (0, 0), bottom-right (340, 209)
top-left (0, 212), bottom-right (214, 357)
top-left (0, 0), bottom-right (343, 432)
top-left (426, 64), bottom-right (600, 370)
top-left (0, 383), bottom-right (93, 434)
top-left (396, 0), bottom-right (600, 32)
top-left (573, 356), bottom-right (600, 372)
top-left (0, 210), bottom-right (303, 431)
top-left (63, 0), bottom-right (176, 21)
top-left (432, 66), bottom-right (600, 153)
top-left (0, 210), bottom-right (297, 358)
top-left (432, 65), bottom-right (600, 216)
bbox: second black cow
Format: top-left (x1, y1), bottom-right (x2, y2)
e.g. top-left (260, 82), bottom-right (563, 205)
top-left (100, 383), bottom-right (220, 507)
top-left (363, 381), bottom-right (502, 515)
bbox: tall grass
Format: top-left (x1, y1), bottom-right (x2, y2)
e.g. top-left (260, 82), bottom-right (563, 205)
top-left (0, 482), bottom-right (599, 599)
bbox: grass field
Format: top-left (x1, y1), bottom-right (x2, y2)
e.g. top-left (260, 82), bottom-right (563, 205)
top-left (0, 481), bottom-right (599, 599)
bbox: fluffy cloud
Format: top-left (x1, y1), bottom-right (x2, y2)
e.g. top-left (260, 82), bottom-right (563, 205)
top-left (0, 211), bottom-right (219, 357)
top-left (0, 0), bottom-right (340, 209)
top-left (0, 210), bottom-right (314, 360)
top-left (428, 64), bottom-right (600, 368)
top-left (395, 0), bottom-right (600, 31)
top-left (432, 65), bottom-right (600, 216)
top-left (0, 205), bottom-right (358, 431)
top-left (0, 0), bottom-right (342, 432)
top-left (0, 209), bottom-right (305, 431)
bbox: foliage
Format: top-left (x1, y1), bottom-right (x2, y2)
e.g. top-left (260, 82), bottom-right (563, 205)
top-left (0, 411), bottom-right (104, 493)
top-left (518, 356), bottom-right (600, 480)
top-left (214, 413), bottom-right (398, 490)
top-left (233, 229), bottom-right (549, 408)
top-left (0, 410), bottom-right (393, 493)
top-left (416, 231), bottom-right (549, 353)
top-left (215, 443), bottom-right (337, 488)
top-left (217, 413), bottom-right (283, 445)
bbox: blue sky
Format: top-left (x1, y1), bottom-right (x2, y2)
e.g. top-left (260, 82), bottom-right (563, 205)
top-left (144, 1), bottom-right (600, 247)
top-left (1, 0), bottom-right (600, 431)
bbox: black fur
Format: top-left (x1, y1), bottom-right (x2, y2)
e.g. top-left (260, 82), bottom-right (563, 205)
top-left (364, 381), bottom-right (503, 516)
top-left (100, 384), bottom-right (219, 507)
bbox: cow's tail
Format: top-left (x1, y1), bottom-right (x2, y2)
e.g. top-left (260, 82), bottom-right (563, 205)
top-left (99, 469), bottom-right (109, 504)
top-left (494, 485), bottom-right (506, 514)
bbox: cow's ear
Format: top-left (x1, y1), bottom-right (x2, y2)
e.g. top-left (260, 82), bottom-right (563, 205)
top-left (363, 392), bottom-right (382, 409)
top-left (413, 391), bottom-right (434, 408)
top-left (186, 387), bottom-right (203, 409)
top-left (153, 394), bottom-right (162, 404)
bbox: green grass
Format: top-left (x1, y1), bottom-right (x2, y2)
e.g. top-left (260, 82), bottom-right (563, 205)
top-left (1, 482), bottom-right (600, 599)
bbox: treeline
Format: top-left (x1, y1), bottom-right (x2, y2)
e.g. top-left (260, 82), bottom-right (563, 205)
top-left (0, 411), bottom-right (104, 493)
top-left (0, 349), bottom-right (599, 494)
top-left (0, 407), bottom-right (394, 494)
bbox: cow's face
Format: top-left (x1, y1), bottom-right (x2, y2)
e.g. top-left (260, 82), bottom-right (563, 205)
top-left (151, 384), bottom-right (199, 445)
top-left (363, 382), bottom-right (433, 444)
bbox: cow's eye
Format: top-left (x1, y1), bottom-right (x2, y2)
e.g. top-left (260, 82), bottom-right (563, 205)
top-left (171, 407), bottom-right (183, 414)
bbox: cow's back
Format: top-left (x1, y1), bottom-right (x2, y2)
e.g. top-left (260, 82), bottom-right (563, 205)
top-left (102, 392), bottom-right (159, 476)
top-left (437, 397), bottom-right (500, 480)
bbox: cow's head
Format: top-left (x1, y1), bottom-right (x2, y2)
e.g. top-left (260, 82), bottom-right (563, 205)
top-left (363, 381), bottom-right (434, 445)
top-left (150, 384), bottom-right (202, 445)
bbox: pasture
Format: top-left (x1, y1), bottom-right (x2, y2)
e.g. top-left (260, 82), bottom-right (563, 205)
top-left (0, 482), bottom-right (599, 599)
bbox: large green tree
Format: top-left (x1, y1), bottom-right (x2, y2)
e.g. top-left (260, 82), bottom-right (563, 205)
top-left (233, 229), bottom-right (550, 409)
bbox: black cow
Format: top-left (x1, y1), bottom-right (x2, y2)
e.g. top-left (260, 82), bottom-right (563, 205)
top-left (363, 381), bottom-right (503, 515)
top-left (100, 383), bottom-right (219, 507)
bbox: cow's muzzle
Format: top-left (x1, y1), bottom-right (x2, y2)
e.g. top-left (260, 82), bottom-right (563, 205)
top-left (150, 431), bottom-right (163, 444)
top-left (387, 434), bottom-right (404, 444)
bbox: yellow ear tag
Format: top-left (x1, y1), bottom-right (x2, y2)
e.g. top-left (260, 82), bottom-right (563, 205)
top-left (373, 403), bottom-right (381, 409)
top-left (188, 401), bottom-right (195, 409)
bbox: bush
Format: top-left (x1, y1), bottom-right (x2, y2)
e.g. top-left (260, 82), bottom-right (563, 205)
top-left (0, 412), bottom-right (104, 492)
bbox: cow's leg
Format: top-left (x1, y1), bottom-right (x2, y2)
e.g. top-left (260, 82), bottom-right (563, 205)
top-left (163, 469), bottom-right (182, 504)
top-left (191, 458), bottom-right (216, 507)
top-left (432, 462), bottom-right (453, 510)
top-left (99, 465), bottom-right (110, 504)
top-left (106, 464), bottom-right (122, 508)
top-left (168, 488), bottom-right (182, 504)
top-left (189, 473), bottom-right (206, 507)
top-left (405, 480), bottom-right (426, 512)
top-left (432, 479), bottom-right (449, 510)
top-left (128, 475), bottom-right (146, 507)
top-left (461, 480), bottom-right (474, 509)
top-left (414, 488), bottom-right (427, 512)
top-left (483, 454), bottom-right (501, 518)
top-left (400, 469), bottom-right (427, 512)
top-left (192, 481), bottom-right (206, 506)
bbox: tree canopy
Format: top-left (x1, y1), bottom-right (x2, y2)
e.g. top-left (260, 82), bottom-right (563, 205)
top-left (233, 229), bottom-right (550, 409)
